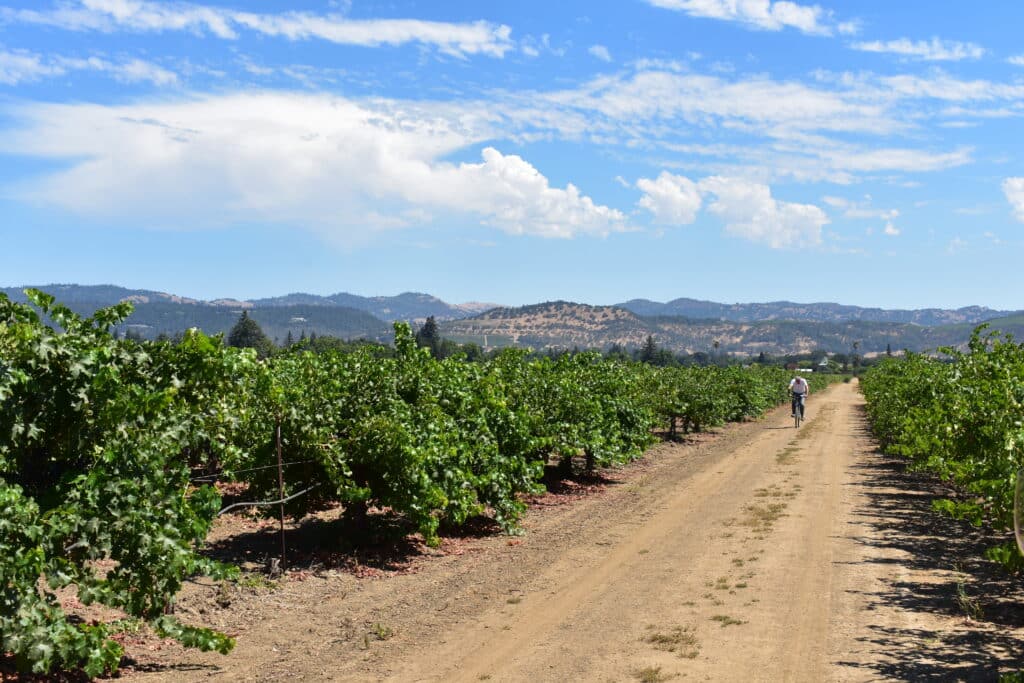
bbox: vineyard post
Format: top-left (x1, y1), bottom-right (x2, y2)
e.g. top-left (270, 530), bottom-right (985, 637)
top-left (276, 415), bottom-right (287, 571)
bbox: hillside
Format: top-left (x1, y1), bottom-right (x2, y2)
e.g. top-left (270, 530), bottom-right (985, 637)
top-left (443, 303), bottom-right (1024, 355)
top-left (617, 297), bottom-right (1018, 326)
top-left (2, 285), bottom-right (496, 324)
top-left (117, 303), bottom-right (391, 343)
top-left (1, 286), bottom-right (390, 342)
top-left (250, 291), bottom-right (497, 322)
top-left (442, 301), bottom-right (655, 349)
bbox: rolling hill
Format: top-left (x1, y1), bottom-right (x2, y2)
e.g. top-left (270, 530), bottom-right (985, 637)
top-left (442, 302), bottom-right (1024, 355)
top-left (616, 297), bottom-right (1018, 326)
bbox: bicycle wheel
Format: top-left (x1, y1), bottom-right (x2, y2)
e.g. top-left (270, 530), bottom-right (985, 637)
top-left (794, 408), bottom-right (801, 428)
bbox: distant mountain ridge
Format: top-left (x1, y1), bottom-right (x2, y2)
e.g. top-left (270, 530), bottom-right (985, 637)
top-left (1, 285), bottom-right (498, 323)
top-left (616, 298), bottom-right (1018, 326)
top-left (251, 291), bottom-right (497, 321)
top-left (3, 284), bottom-right (1021, 353)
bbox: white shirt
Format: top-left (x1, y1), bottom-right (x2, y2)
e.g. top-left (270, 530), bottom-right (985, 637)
top-left (789, 377), bottom-right (808, 394)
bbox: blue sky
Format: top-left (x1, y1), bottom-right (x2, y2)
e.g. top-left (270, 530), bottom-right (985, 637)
top-left (1, 0), bottom-right (1023, 309)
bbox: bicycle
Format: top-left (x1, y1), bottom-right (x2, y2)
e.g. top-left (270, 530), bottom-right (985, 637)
top-left (791, 392), bottom-right (806, 428)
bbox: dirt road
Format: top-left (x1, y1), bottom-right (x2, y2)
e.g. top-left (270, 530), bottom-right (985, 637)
top-left (134, 381), bottom-right (1024, 682)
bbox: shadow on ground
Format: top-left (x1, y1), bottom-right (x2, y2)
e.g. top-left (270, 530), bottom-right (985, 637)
top-left (201, 463), bottom-right (626, 577)
top-left (835, 404), bottom-right (1024, 681)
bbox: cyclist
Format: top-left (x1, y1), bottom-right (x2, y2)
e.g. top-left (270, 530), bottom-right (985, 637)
top-left (789, 375), bottom-right (809, 419)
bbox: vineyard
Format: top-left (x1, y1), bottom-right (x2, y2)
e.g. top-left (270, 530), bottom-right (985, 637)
top-left (861, 327), bottom-right (1024, 569)
top-left (0, 292), bottom-right (837, 677)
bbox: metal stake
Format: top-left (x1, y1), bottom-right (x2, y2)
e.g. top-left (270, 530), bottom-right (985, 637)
top-left (276, 416), bottom-right (287, 571)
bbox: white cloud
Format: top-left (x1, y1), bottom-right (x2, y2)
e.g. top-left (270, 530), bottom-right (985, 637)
top-left (851, 37), bottom-right (985, 62)
top-left (822, 194), bottom-right (899, 221)
top-left (451, 148), bottom-right (628, 237)
top-left (1003, 177), bottom-right (1024, 222)
top-left (643, 0), bottom-right (845, 36)
top-left (0, 93), bottom-right (624, 240)
top-left (537, 69), bottom-right (900, 137)
top-left (3, 0), bottom-right (514, 58)
top-left (635, 171), bottom-right (827, 247)
top-left (1009, 55), bottom-right (1024, 67)
top-left (0, 48), bottom-right (176, 86)
top-left (947, 236), bottom-right (967, 253)
top-left (697, 176), bottom-right (828, 248)
top-left (636, 172), bottom-right (702, 224)
top-left (883, 222), bottom-right (900, 236)
top-left (588, 44), bottom-right (612, 62)
top-left (59, 56), bottom-right (178, 85)
top-left (0, 49), bottom-right (64, 84)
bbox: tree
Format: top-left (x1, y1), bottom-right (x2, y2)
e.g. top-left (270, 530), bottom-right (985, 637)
top-left (640, 335), bottom-right (657, 364)
top-left (415, 316), bottom-right (441, 358)
top-left (605, 343), bottom-right (629, 362)
top-left (285, 330), bottom-right (294, 348)
top-left (227, 310), bottom-right (272, 358)
top-left (886, 343), bottom-right (892, 357)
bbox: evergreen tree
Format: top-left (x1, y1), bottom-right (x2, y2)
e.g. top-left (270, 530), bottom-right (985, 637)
top-left (285, 330), bottom-right (294, 348)
top-left (605, 343), bottom-right (629, 362)
top-left (415, 316), bottom-right (441, 358)
top-left (886, 343), bottom-right (892, 357)
top-left (640, 335), bottom-right (657, 364)
top-left (227, 310), bottom-right (272, 357)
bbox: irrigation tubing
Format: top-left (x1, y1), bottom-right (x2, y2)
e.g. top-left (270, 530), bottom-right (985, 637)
top-left (190, 459), bottom-right (316, 482)
top-left (216, 483), bottom-right (320, 516)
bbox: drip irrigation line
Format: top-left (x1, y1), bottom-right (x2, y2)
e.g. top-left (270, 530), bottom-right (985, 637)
top-left (190, 459), bottom-right (316, 481)
top-left (217, 483), bottom-right (320, 516)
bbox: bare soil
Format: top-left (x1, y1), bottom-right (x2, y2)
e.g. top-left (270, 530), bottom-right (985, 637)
top-left (115, 382), bottom-right (1024, 681)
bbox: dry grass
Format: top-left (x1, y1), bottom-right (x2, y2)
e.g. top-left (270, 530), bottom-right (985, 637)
top-left (644, 624), bottom-right (700, 658)
top-left (741, 501), bottom-right (788, 533)
top-left (635, 665), bottom-right (674, 682)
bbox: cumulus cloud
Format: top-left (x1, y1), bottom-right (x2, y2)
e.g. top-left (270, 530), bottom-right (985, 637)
top-left (446, 148), bottom-right (628, 237)
top-left (0, 93), bottom-right (624, 240)
top-left (697, 176), bottom-right (828, 248)
top-left (636, 172), bottom-right (702, 224)
top-left (3, 0), bottom-right (514, 58)
top-left (642, 0), bottom-right (848, 36)
top-left (851, 37), bottom-right (985, 62)
top-left (1003, 177), bottom-right (1024, 222)
top-left (636, 171), bottom-right (827, 248)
